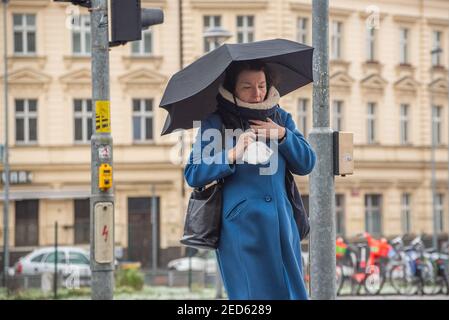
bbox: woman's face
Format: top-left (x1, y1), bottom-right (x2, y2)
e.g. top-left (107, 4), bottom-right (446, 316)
top-left (234, 70), bottom-right (267, 103)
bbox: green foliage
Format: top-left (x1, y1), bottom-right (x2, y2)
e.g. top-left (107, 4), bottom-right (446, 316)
top-left (115, 269), bottom-right (145, 291)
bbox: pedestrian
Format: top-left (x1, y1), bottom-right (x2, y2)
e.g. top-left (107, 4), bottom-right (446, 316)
top-left (184, 60), bottom-right (316, 300)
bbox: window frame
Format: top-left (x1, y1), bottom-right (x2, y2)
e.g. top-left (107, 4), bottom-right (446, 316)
top-left (132, 98), bottom-right (154, 143)
top-left (131, 29), bottom-right (153, 56)
top-left (203, 15), bottom-right (222, 53)
top-left (236, 15), bottom-right (254, 44)
top-left (13, 13), bottom-right (37, 55)
top-left (297, 98), bottom-right (309, 137)
top-left (15, 99), bottom-right (38, 145)
top-left (74, 99), bottom-right (93, 144)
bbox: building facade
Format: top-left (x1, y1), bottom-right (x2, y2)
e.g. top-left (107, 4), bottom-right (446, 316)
top-left (1, 0), bottom-right (449, 268)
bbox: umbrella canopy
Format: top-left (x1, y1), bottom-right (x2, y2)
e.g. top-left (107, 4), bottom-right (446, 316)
top-left (159, 38), bottom-right (314, 135)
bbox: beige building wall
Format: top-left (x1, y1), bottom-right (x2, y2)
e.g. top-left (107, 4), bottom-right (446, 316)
top-left (1, 0), bottom-right (449, 268)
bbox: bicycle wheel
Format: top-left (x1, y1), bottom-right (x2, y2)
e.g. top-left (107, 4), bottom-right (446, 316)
top-left (336, 264), bottom-right (344, 295)
top-left (390, 263), bottom-right (415, 295)
top-left (364, 265), bottom-right (383, 295)
top-left (421, 261), bottom-right (438, 295)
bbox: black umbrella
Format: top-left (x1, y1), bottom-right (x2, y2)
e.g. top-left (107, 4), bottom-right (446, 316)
top-left (159, 38), bottom-right (314, 135)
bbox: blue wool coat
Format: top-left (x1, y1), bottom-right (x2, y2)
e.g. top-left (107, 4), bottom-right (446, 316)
top-left (184, 107), bottom-right (316, 300)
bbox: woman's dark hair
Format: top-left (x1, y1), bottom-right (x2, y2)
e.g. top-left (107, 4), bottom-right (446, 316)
top-left (223, 60), bottom-right (275, 98)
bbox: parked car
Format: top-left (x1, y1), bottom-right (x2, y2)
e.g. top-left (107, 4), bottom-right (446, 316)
top-left (167, 250), bottom-right (217, 273)
top-left (14, 246), bottom-right (91, 279)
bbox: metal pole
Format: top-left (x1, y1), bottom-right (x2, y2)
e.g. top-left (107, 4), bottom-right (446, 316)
top-left (90, 0), bottom-right (114, 300)
top-left (151, 185), bottom-right (158, 274)
top-left (2, 0), bottom-right (10, 291)
top-left (54, 221), bottom-right (58, 300)
top-left (188, 251), bottom-right (192, 291)
top-left (431, 99), bottom-right (438, 250)
top-left (309, 0), bottom-right (336, 300)
top-left (447, 13), bottom-right (449, 247)
top-left (430, 48), bottom-right (440, 250)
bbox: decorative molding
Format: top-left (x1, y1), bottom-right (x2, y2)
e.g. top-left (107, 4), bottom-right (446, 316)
top-left (119, 68), bottom-right (167, 92)
top-left (121, 55), bottom-right (164, 70)
top-left (330, 59), bottom-right (350, 75)
top-left (429, 77), bottom-right (448, 95)
top-left (289, 2), bottom-right (311, 12)
top-left (191, 0), bottom-right (269, 10)
top-left (9, 0), bottom-right (50, 8)
top-left (330, 59), bottom-right (351, 68)
top-left (141, 0), bottom-right (167, 8)
top-left (395, 63), bottom-right (416, 79)
top-left (430, 65), bottom-right (448, 80)
top-left (1, 67), bottom-right (51, 90)
top-left (394, 76), bottom-right (419, 95)
top-left (362, 61), bottom-right (383, 75)
top-left (59, 68), bottom-right (92, 91)
top-left (7, 55), bottom-right (47, 69)
top-left (392, 14), bottom-right (418, 24)
top-left (357, 10), bottom-right (387, 20)
top-left (63, 55), bottom-right (91, 69)
top-left (330, 71), bottom-right (354, 90)
top-left (361, 73), bottom-right (387, 92)
top-left (426, 18), bottom-right (449, 27)
top-left (329, 7), bottom-right (352, 18)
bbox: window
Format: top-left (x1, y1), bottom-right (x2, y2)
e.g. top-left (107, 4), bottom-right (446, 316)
top-left (236, 16), bottom-right (254, 44)
top-left (335, 194), bottom-right (345, 236)
top-left (435, 193), bottom-right (444, 233)
top-left (365, 194), bottom-right (382, 237)
top-left (15, 99), bottom-right (37, 144)
top-left (332, 100), bottom-right (344, 131)
top-left (72, 15), bottom-right (91, 55)
top-left (131, 29), bottom-right (153, 56)
top-left (133, 99), bottom-right (154, 142)
top-left (74, 199), bottom-right (90, 244)
top-left (13, 14), bottom-right (36, 55)
top-left (400, 104), bottom-right (410, 144)
top-left (15, 200), bottom-right (39, 247)
top-left (432, 105), bottom-right (442, 145)
top-left (74, 99), bottom-right (92, 143)
top-left (45, 252), bottom-right (66, 264)
top-left (367, 102), bottom-right (376, 144)
top-left (399, 28), bottom-right (409, 64)
top-left (297, 99), bottom-right (308, 137)
top-left (331, 21), bottom-right (342, 60)
top-left (203, 15), bottom-right (221, 52)
top-left (401, 193), bottom-right (411, 234)
top-left (69, 252), bottom-right (89, 265)
top-left (297, 17), bottom-right (308, 44)
top-left (432, 31), bottom-right (443, 67)
top-left (366, 27), bottom-right (376, 61)
top-left (31, 254), bottom-right (45, 263)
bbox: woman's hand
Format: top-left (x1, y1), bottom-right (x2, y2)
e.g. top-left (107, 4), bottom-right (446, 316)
top-left (227, 131), bottom-right (257, 163)
top-left (249, 118), bottom-right (286, 140)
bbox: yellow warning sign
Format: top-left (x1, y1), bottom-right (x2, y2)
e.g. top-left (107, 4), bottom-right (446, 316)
top-left (95, 101), bottom-right (111, 133)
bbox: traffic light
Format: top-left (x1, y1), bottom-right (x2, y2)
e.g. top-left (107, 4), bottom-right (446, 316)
top-left (54, 0), bottom-right (164, 46)
top-left (109, 0), bottom-right (164, 47)
top-left (54, 0), bottom-right (91, 7)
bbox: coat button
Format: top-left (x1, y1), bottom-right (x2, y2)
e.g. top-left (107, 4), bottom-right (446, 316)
top-left (265, 196), bottom-right (272, 202)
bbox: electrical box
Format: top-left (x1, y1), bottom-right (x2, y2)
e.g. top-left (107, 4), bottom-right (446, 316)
top-left (94, 202), bottom-right (114, 264)
top-left (99, 163), bottom-right (112, 190)
top-left (333, 131), bottom-right (354, 176)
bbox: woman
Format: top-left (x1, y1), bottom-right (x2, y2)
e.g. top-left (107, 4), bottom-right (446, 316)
top-left (184, 60), bottom-right (316, 300)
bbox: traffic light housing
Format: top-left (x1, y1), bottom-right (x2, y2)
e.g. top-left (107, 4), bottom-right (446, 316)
top-left (54, 0), bottom-right (164, 47)
top-left (54, 0), bottom-right (91, 7)
top-left (109, 0), bottom-right (164, 47)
